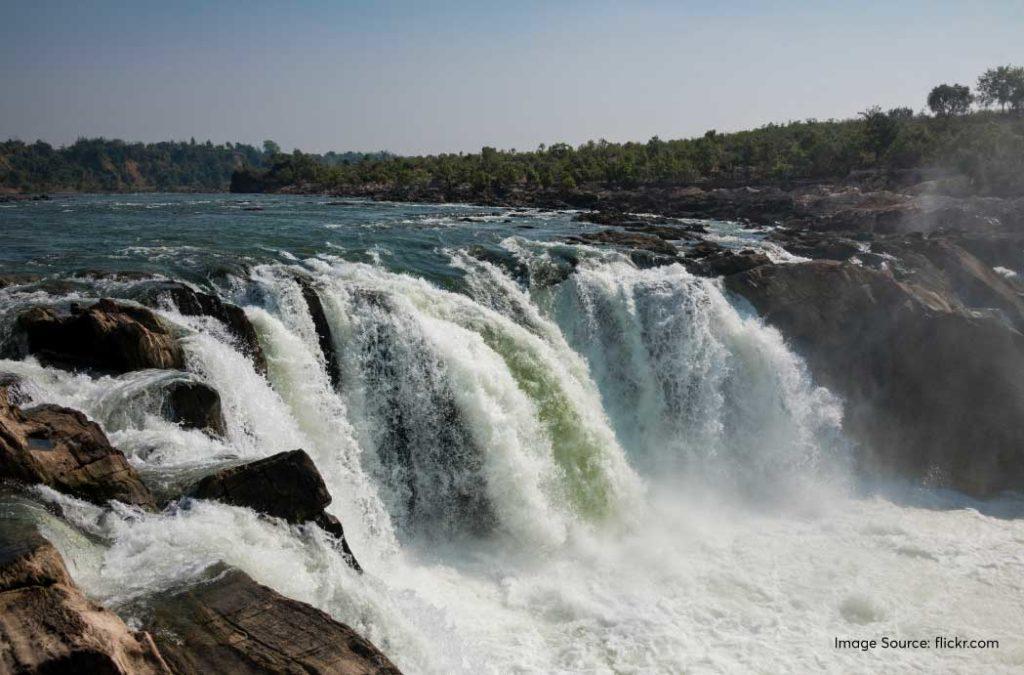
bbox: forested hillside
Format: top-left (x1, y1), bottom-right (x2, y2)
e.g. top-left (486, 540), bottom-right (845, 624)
top-left (0, 138), bottom-right (385, 193)
top-left (234, 111), bottom-right (1024, 199)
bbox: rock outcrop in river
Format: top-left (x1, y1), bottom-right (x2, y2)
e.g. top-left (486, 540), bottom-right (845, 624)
top-left (145, 564), bottom-right (397, 674)
top-left (12, 299), bottom-right (184, 374)
top-left (0, 379), bottom-right (156, 508)
top-left (187, 449), bottom-right (361, 570)
top-left (135, 280), bottom-right (267, 375)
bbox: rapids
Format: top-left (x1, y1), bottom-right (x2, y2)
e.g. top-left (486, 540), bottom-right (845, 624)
top-left (1, 194), bottom-right (1021, 673)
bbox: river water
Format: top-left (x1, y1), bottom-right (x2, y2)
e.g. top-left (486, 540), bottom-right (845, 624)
top-left (1, 194), bottom-right (1021, 673)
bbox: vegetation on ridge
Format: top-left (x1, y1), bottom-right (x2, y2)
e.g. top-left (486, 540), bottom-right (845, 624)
top-left (3, 66), bottom-right (1023, 197)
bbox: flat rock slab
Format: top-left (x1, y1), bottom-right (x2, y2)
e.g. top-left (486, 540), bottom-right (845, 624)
top-left (148, 566), bottom-right (400, 675)
top-left (0, 519), bottom-right (171, 674)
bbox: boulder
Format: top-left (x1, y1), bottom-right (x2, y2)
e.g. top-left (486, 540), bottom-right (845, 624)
top-left (296, 277), bottom-right (342, 389)
top-left (187, 450), bottom-right (359, 570)
top-left (13, 299), bottom-right (184, 374)
top-left (567, 229), bottom-right (679, 256)
top-left (685, 240), bottom-right (766, 273)
top-left (162, 379), bottom-right (226, 437)
top-left (135, 281), bottom-right (267, 375)
top-left (0, 386), bottom-right (155, 509)
top-left (726, 261), bottom-right (1024, 496)
top-left (0, 520), bottom-right (171, 674)
top-left (145, 565), bottom-right (399, 674)
top-left (685, 242), bottom-right (771, 277)
top-left (0, 273), bottom-right (41, 289)
top-left (767, 228), bottom-right (865, 261)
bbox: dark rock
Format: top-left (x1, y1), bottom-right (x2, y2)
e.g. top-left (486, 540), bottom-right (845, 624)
top-left (767, 229), bottom-right (865, 261)
top-left (726, 261), bottom-right (1024, 497)
top-left (0, 373), bottom-right (28, 406)
top-left (187, 450), bottom-right (359, 570)
top-left (0, 520), bottom-right (172, 674)
top-left (0, 386), bottom-right (156, 509)
top-left (13, 299), bottom-right (184, 375)
top-left (687, 241), bottom-right (727, 258)
top-left (296, 277), bottom-right (341, 389)
top-left (135, 281), bottom-right (267, 375)
top-left (568, 229), bottom-right (678, 256)
top-left (145, 565), bottom-right (399, 674)
top-left (687, 249), bottom-right (771, 277)
top-left (872, 235), bottom-right (1024, 331)
top-left (574, 210), bottom-right (706, 239)
top-left (0, 273), bottom-right (42, 289)
top-left (622, 224), bottom-right (704, 241)
top-left (162, 379), bottom-right (226, 437)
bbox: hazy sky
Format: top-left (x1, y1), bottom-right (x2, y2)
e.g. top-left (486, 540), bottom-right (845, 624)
top-left (2, 1), bottom-right (1022, 155)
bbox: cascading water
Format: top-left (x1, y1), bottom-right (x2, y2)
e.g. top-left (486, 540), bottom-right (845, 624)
top-left (2, 195), bottom-right (1021, 674)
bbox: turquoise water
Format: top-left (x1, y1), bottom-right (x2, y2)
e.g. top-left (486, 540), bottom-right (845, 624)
top-left (0, 193), bottom-right (583, 282)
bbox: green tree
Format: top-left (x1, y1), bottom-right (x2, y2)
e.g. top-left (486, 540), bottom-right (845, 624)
top-left (858, 106), bottom-right (901, 157)
top-left (977, 66), bottom-right (1024, 112)
top-left (927, 84), bottom-right (973, 116)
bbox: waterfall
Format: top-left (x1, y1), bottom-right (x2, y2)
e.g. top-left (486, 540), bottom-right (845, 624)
top-left (461, 240), bottom-right (851, 499)
top-left (0, 240), bottom-right (932, 675)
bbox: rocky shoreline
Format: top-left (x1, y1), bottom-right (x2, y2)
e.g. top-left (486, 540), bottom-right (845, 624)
top-left (0, 292), bottom-right (399, 673)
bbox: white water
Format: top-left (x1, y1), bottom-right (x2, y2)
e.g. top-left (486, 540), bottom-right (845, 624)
top-left (4, 245), bottom-right (1024, 673)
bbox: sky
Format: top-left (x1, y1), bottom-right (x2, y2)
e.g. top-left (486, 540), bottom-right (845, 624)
top-left (2, 1), bottom-right (1023, 155)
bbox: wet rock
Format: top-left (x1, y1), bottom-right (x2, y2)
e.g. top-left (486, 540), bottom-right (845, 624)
top-left (767, 229), bottom-right (865, 261)
top-left (162, 379), bottom-right (226, 437)
top-left (0, 386), bottom-right (156, 509)
top-left (187, 450), bottom-right (359, 570)
top-left (567, 229), bottom-right (678, 256)
top-left (574, 210), bottom-right (706, 239)
top-left (0, 373), bottom-right (28, 406)
top-left (726, 261), bottom-right (1024, 497)
top-left (687, 249), bottom-right (771, 277)
top-left (683, 241), bottom-right (771, 277)
top-left (0, 520), bottom-right (171, 674)
top-left (296, 277), bottom-right (341, 389)
top-left (135, 281), bottom-right (267, 375)
top-left (0, 273), bottom-right (42, 289)
top-left (145, 565), bottom-right (399, 674)
top-left (13, 299), bottom-right (184, 375)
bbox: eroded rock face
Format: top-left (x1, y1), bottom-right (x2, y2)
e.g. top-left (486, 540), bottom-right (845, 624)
top-left (187, 450), bottom-right (359, 570)
top-left (145, 565), bottom-right (399, 674)
top-left (162, 379), bottom-right (226, 437)
top-left (13, 299), bottom-right (184, 374)
top-left (726, 261), bottom-right (1024, 496)
top-left (0, 520), bottom-right (171, 674)
top-left (0, 385), bottom-right (155, 509)
top-left (872, 235), bottom-right (1024, 331)
top-left (135, 281), bottom-right (267, 375)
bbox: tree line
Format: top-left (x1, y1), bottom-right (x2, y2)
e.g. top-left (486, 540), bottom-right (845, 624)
top-left (3, 65), bottom-right (1023, 197)
top-left (0, 138), bottom-right (386, 193)
top-left (234, 65), bottom-right (1024, 199)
